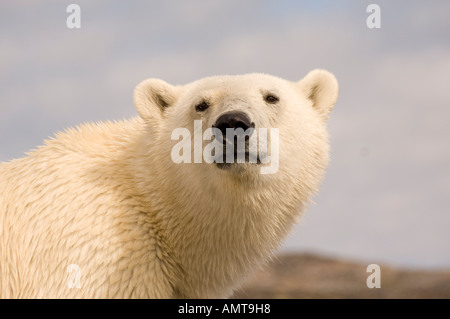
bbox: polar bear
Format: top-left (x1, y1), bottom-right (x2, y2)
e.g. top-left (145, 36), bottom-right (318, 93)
top-left (0, 70), bottom-right (338, 298)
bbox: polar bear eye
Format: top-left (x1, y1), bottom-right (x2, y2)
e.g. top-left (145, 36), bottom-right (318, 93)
top-left (195, 101), bottom-right (210, 112)
top-left (264, 94), bottom-right (279, 104)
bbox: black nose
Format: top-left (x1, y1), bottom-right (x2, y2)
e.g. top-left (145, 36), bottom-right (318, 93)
top-left (213, 112), bottom-right (254, 139)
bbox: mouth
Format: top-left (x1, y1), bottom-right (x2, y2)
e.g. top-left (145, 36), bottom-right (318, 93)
top-left (215, 150), bottom-right (262, 170)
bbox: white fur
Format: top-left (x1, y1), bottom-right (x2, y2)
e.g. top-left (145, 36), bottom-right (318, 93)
top-left (0, 71), bottom-right (338, 298)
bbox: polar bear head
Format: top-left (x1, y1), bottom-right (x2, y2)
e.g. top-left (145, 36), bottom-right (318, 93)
top-left (134, 70), bottom-right (337, 196)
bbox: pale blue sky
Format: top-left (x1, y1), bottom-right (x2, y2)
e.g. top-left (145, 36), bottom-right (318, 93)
top-left (1, 1), bottom-right (450, 269)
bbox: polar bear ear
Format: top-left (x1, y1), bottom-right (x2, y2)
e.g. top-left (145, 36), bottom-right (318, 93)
top-left (134, 79), bottom-right (179, 121)
top-left (298, 69), bottom-right (338, 119)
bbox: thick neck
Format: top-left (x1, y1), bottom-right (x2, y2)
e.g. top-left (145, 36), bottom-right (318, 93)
top-left (129, 130), bottom-right (303, 298)
top-left (156, 167), bottom-right (299, 297)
